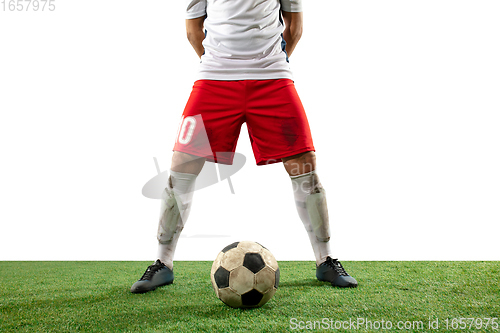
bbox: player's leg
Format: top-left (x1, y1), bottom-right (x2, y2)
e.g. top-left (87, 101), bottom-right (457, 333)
top-left (131, 80), bottom-right (245, 293)
top-left (245, 79), bottom-right (357, 287)
top-left (156, 151), bottom-right (205, 269)
top-left (283, 151), bottom-right (357, 288)
top-left (283, 151), bottom-right (330, 264)
top-left (131, 152), bottom-right (205, 294)
top-left (283, 152), bottom-right (329, 263)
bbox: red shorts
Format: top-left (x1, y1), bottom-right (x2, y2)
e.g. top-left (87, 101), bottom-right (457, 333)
top-left (173, 79), bottom-right (315, 165)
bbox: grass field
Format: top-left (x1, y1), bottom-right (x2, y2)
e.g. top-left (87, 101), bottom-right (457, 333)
top-left (0, 261), bottom-right (499, 332)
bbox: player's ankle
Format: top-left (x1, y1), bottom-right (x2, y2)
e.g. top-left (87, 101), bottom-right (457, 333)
top-left (158, 259), bottom-right (173, 270)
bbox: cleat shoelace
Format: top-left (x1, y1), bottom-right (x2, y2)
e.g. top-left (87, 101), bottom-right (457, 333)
top-left (139, 260), bottom-right (165, 281)
top-left (324, 257), bottom-right (349, 276)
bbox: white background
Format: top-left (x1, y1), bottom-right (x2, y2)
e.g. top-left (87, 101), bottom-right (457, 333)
top-left (1, 0), bottom-right (499, 262)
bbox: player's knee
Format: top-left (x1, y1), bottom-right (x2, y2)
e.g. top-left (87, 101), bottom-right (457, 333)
top-left (283, 151), bottom-right (316, 176)
top-left (171, 151), bottom-right (206, 175)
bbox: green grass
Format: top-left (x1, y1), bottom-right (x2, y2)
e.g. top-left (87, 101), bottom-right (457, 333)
top-left (1, 261), bottom-right (499, 332)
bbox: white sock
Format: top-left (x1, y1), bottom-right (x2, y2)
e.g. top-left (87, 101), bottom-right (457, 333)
top-left (157, 170), bottom-right (197, 269)
top-left (291, 171), bottom-right (333, 265)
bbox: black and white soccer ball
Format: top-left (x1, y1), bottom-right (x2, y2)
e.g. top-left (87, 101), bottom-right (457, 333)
top-left (210, 241), bottom-right (280, 308)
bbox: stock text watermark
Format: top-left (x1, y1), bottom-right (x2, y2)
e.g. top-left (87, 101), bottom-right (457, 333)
top-left (1, 0), bottom-right (55, 11)
top-left (290, 317), bottom-right (499, 331)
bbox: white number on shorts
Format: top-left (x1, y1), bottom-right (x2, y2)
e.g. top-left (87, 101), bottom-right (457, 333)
top-left (177, 116), bottom-right (197, 144)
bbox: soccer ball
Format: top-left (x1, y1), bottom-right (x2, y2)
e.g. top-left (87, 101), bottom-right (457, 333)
top-left (210, 241), bottom-right (280, 308)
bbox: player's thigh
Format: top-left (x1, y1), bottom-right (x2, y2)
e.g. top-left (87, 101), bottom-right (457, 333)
top-left (173, 80), bottom-right (245, 164)
top-left (246, 79), bottom-right (315, 164)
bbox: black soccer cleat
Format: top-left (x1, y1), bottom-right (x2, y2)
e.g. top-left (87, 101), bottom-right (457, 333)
top-left (316, 257), bottom-right (358, 288)
top-left (130, 260), bottom-right (174, 294)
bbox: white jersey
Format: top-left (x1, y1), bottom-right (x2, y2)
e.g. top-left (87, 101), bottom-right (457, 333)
top-left (186, 0), bottom-right (303, 80)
